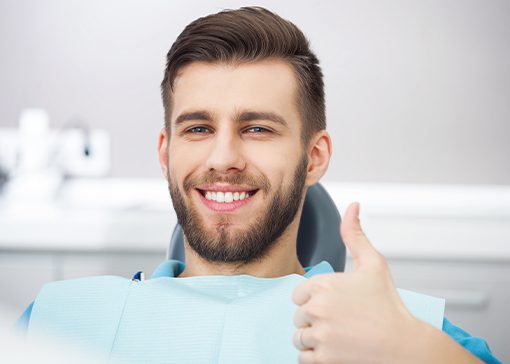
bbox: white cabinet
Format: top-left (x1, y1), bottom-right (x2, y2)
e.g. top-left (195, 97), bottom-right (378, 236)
top-left (0, 251), bottom-right (165, 313)
top-left (0, 253), bottom-right (55, 310)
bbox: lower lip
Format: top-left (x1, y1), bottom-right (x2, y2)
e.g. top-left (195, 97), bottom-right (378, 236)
top-left (196, 190), bottom-right (256, 212)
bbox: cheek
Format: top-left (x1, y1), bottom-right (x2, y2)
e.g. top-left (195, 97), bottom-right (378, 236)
top-left (245, 140), bottom-right (293, 163)
top-left (167, 141), bottom-right (205, 177)
top-left (245, 144), bottom-right (295, 188)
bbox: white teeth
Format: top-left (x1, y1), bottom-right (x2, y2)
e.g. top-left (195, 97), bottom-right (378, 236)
top-left (203, 190), bottom-right (253, 203)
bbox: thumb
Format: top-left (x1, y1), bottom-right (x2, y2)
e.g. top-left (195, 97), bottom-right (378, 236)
top-left (340, 202), bottom-right (380, 270)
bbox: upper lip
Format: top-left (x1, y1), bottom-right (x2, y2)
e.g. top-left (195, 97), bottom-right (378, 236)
top-left (195, 184), bottom-right (258, 193)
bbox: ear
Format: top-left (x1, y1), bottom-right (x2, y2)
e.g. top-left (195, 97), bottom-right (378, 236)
top-left (305, 130), bottom-right (332, 186)
top-left (157, 128), bottom-right (169, 178)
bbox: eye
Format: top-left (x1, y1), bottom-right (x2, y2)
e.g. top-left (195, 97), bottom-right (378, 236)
top-left (187, 126), bottom-right (211, 133)
top-left (245, 126), bottom-right (271, 133)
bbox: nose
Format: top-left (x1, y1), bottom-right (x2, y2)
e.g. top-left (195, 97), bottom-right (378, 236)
top-left (205, 129), bottom-right (246, 173)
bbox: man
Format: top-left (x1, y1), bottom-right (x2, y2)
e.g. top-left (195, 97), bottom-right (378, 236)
top-left (19, 6), bottom-right (499, 363)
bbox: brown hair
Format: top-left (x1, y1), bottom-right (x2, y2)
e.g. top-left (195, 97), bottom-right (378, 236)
top-left (161, 6), bottom-right (325, 144)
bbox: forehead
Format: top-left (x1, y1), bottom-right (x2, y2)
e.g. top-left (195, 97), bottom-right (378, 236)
top-left (170, 59), bottom-right (301, 126)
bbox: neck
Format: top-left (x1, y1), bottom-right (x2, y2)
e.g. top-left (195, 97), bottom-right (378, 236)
top-left (179, 219), bottom-right (305, 278)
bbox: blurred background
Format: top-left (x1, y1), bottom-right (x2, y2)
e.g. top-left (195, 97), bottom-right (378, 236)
top-left (0, 0), bottom-right (509, 361)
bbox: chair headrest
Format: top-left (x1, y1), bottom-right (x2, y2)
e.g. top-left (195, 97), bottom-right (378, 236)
top-left (168, 183), bottom-right (346, 272)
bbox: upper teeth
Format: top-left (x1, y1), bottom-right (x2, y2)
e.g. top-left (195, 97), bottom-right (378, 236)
top-left (205, 191), bottom-right (251, 203)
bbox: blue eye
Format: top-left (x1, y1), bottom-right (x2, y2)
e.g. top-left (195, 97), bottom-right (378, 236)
top-left (188, 126), bottom-right (210, 133)
top-left (246, 126), bottom-right (269, 133)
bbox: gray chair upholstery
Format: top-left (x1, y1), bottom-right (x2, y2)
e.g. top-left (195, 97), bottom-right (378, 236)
top-left (168, 183), bottom-right (346, 272)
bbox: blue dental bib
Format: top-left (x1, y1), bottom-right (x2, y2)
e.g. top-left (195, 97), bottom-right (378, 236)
top-left (27, 261), bottom-right (444, 363)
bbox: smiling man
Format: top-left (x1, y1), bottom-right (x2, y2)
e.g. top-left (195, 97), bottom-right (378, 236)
top-left (19, 6), bottom-right (500, 364)
top-left (157, 15), bottom-right (329, 279)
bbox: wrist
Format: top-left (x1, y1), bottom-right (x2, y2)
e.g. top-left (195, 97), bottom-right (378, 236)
top-left (401, 318), bottom-right (483, 364)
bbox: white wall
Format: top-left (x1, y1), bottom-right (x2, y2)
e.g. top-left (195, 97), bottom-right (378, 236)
top-left (1, 0), bottom-right (509, 184)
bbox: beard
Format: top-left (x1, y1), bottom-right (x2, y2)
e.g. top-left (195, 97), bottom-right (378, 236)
top-left (167, 154), bottom-right (308, 265)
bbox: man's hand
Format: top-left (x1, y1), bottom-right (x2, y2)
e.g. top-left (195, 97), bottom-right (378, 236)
top-left (291, 202), bottom-right (481, 364)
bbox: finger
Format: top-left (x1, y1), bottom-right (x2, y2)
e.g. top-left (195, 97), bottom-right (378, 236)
top-left (292, 278), bottom-right (315, 306)
top-left (292, 326), bottom-right (318, 350)
top-left (340, 202), bottom-right (380, 270)
top-left (298, 349), bottom-right (315, 364)
top-left (293, 305), bottom-right (313, 328)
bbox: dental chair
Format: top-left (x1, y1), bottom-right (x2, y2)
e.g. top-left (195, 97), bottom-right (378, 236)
top-left (167, 183), bottom-right (346, 272)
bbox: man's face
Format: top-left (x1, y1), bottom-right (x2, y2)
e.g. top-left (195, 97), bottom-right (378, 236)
top-left (163, 60), bottom-right (308, 264)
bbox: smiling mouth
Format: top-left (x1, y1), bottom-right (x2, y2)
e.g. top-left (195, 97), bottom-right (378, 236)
top-left (196, 188), bottom-right (259, 203)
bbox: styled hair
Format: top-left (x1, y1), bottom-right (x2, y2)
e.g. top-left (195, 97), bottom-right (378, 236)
top-left (161, 6), bottom-right (325, 144)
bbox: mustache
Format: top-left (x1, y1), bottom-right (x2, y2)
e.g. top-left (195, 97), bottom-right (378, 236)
top-left (183, 171), bottom-right (271, 193)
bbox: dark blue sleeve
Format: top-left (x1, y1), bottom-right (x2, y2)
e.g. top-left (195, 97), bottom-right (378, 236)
top-left (442, 317), bottom-right (501, 364)
top-left (15, 301), bottom-right (34, 332)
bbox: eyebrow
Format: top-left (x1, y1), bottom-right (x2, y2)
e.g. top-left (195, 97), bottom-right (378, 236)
top-left (237, 111), bottom-right (288, 127)
top-left (174, 111), bottom-right (213, 126)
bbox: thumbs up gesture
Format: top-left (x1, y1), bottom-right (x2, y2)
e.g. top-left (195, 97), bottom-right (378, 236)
top-left (291, 202), bottom-right (481, 364)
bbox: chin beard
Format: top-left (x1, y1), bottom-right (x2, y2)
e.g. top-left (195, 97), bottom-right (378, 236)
top-left (167, 154), bottom-right (308, 264)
